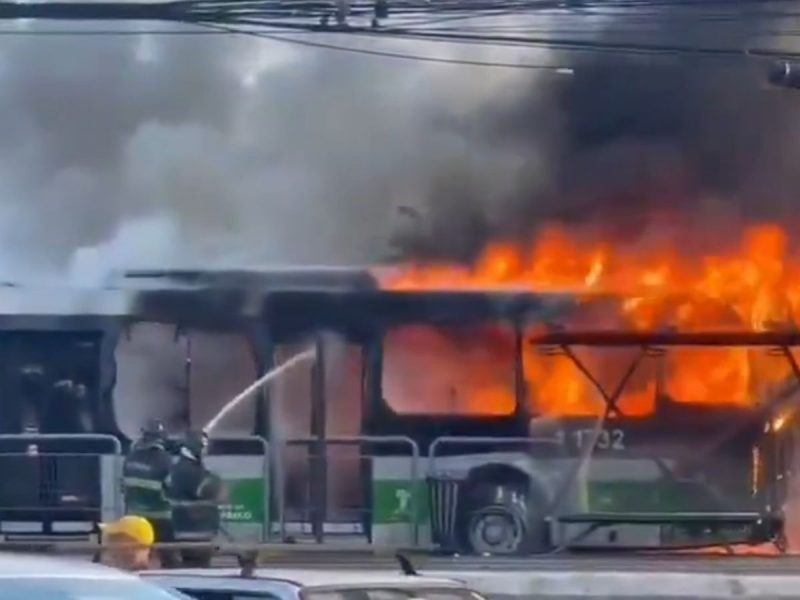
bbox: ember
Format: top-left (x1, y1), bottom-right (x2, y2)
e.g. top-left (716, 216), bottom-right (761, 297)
top-left (379, 222), bottom-right (800, 417)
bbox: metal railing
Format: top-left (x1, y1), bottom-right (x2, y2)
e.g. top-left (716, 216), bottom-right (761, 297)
top-left (0, 434), bottom-right (123, 536)
top-left (0, 431), bottom-right (585, 550)
top-left (281, 435), bottom-right (421, 545)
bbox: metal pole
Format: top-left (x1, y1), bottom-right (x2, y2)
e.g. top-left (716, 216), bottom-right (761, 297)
top-left (264, 350), bottom-right (286, 542)
top-left (185, 332), bottom-right (193, 427)
top-left (513, 320), bottom-right (527, 417)
top-left (310, 336), bottom-right (327, 544)
top-left (409, 439), bottom-right (420, 547)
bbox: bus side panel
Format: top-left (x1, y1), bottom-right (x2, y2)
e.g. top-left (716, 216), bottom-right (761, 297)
top-left (371, 456), bottom-right (429, 546)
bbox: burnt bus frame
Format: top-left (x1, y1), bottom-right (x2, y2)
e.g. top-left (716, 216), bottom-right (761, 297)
top-left (262, 290), bottom-right (800, 550)
top-left (0, 296), bottom-right (272, 539)
top-left (25, 278), bottom-right (782, 549)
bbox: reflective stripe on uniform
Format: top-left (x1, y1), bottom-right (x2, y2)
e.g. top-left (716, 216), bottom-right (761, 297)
top-left (168, 499), bottom-right (217, 508)
top-left (196, 477), bottom-right (216, 499)
top-left (128, 509), bottom-right (172, 520)
top-left (173, 531), bottom-right (218, 540)
top-left (123, 477), bottom-right (164, 491)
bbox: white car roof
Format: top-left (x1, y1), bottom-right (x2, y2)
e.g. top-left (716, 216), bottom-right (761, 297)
top-left (145, 568), bottom-right (466, 589)
top-left (0, 553), bottom-right (135, 580)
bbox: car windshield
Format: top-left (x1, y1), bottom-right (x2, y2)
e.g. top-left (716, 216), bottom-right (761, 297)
top-left (0, 577), bottom-right (187, 599)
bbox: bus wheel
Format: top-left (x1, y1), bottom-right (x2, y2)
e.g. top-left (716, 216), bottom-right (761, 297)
top-left (467, 503), bottom-right (526, 555)
top-left (461, 480), bottom-right (548, 556)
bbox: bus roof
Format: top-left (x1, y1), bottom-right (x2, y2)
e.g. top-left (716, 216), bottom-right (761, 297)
top-left (115, 266), bottom-right (378, 292)
top-left (263, 289), bottom-right (578, 338)
top-left (0, 267), bottom-right (380, 328)
top-left (262, 289), bottom-right (800, 347)
top-left (0, 269), bottom-right (798, 347)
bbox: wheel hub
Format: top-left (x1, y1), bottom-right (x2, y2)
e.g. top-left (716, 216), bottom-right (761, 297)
top-left (469, 508), bottom-right (524, 555)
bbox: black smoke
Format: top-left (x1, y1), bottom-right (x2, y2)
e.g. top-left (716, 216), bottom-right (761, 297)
top-left (0, 10), bottom-right (794, 274)
top-left (391, 6), bottom-right (800, 261)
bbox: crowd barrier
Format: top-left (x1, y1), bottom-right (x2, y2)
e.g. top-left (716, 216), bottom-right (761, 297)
top-left (0, 432), bottom-right (574, 548)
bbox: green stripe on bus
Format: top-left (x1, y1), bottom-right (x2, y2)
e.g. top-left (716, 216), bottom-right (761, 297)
top-left (372, 480), bottom-right (430, 525)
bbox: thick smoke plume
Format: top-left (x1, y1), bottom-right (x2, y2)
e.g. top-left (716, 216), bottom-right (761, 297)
top-left (0, 22), bottom-right (558, 281)
top-left (393, 8), bottom-right (800, 261)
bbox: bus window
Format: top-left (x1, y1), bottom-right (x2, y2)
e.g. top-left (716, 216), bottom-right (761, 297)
top-left (0, 332), bottom-right (101, 434)
top-left (113, 323), bottom-right (257, 439)
top-left (382, 324), bottom-right (516, 416)
top-left (185, 330), bottom-right (258, 435)
top-left (522, 341), bottom-right (657, 418)
top-left (114, 322), bottom-right (187, 439)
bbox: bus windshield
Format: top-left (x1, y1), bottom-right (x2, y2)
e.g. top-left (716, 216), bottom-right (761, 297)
top-left (382, 323), bottom-right (517, 416)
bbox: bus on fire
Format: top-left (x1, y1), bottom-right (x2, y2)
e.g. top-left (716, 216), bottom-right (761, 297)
top-left (0, 267), bottom-right (795, 555)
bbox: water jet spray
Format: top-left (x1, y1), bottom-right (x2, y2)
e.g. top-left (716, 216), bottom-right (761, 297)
top-left (202, 347), bottom-right (317, 436)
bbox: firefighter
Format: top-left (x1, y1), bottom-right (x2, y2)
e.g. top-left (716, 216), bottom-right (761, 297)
top-left (122, 419), bottom-right (175, 564)
top-left (98, 515), bottom-right (158, 571)
top-left (165, 430), bottom-right (223, 568)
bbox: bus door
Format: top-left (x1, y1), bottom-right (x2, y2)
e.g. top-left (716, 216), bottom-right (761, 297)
top-left (271, 335), bottom-right (365, 541)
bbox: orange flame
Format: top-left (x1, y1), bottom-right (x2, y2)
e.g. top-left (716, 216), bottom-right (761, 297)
top-left (379, 223), bottom-right (800, 417)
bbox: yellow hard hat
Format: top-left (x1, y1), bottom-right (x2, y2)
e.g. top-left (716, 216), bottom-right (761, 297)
top-left (99, 515), bottom-right (155, 546)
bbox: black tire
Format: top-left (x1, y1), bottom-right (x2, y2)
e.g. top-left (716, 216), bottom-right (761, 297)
top-left (458, 480), bottom-right (549, 555)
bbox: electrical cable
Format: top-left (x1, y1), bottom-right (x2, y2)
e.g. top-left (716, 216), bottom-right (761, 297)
top-left (0, 27), bottom-right (230, 34)
top-left (199, 20), bottom-right (577, 69)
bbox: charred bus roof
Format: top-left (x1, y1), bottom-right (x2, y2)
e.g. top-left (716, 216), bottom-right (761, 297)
top-left (1, 266), bottom-right (799, 349)
top-left (262, 289), bottom-right (578, 339)
top-left (118, 267), bottom-right (379, 328)
top-left (0, 267), bottom-right (380, 330)
top-left (117, 267), bottom-right (378, 291)
top-left (261, 289), bottom-right (800, 347)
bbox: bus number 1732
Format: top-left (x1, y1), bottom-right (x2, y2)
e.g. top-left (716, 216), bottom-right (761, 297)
top-left (569, 428), bottom-right (625, 451)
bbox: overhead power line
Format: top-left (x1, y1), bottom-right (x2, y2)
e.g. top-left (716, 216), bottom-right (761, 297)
top-left (0, 0), bottom-right (797, 67)
top-left (0, 27), bottom-right (229, 35)
top-left (196, 16), bottom-right (800, 62)
top-left (200, 21), bottom-right (577, 70)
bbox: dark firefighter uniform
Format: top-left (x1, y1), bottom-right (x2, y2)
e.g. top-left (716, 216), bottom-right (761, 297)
top-left (165, 431), bottom-right (223, 567)
top-left (122, 420), bottom-right (174, 547)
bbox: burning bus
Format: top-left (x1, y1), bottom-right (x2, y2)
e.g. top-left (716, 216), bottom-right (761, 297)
top-left (0, 268), bottom-right (372, 541)
top-left (0, 222), bottom-right (799, 556)
top-left (266, 286), bottom-right (797, 555)
top-left (261, 222), bottom-right (800, 554)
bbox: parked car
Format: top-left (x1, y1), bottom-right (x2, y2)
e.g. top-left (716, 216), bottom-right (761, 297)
top-left (0, 552), bottom-right (188, 599)
top-left (141, 567), bottom-right (488, 600)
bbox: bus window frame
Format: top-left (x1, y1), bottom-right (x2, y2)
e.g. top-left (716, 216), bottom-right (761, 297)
top-left (112, 321), bottom-right (264, 438)
top-left (375, 319), bottom-right (526, 420)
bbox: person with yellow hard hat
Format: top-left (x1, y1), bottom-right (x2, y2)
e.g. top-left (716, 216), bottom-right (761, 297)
top-left (97, 515), bottom-right (160, 571)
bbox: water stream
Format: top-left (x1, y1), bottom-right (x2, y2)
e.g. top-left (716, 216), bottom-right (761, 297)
top-left (203, 347), bottom-right (317, 434)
